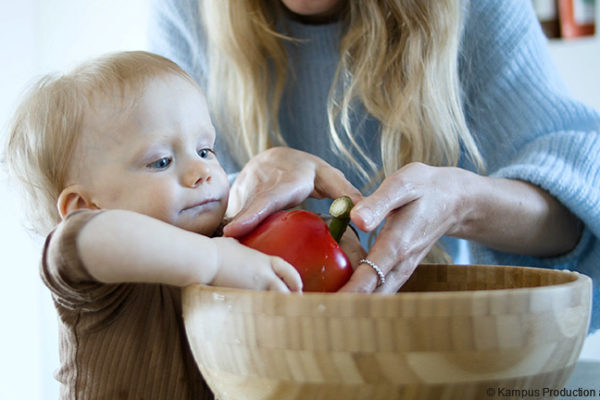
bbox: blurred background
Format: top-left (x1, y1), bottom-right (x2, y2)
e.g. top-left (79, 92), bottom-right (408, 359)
top-left (0, 1), bottom-right (148, 398)
top-left (0, 1), bottom-right (598, 399)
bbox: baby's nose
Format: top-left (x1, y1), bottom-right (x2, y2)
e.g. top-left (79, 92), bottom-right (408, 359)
top-left (184, 162), bottom-right (212, 187)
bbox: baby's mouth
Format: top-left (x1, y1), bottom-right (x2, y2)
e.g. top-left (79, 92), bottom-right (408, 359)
top-left (180, 198), bottom-right (220, 214)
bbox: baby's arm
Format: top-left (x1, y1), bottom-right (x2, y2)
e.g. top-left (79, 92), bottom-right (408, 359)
top-left (74, 210), bottom-right (302, 292)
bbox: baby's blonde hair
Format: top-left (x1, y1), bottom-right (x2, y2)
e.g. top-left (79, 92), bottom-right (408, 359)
top-left (3, 51), bottom-right (195, 236)
top-left (202, 0), bottom-right (483, 183)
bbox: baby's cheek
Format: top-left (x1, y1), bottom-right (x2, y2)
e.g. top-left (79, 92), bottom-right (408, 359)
top-left (137, 191), bottom-right (178, 222)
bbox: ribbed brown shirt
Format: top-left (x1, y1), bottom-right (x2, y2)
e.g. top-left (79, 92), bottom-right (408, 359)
top-left (41, 210), bottom-right (214, 399)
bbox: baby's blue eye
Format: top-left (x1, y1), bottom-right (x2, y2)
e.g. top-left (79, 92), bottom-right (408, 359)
top-left (146, 157), bottom-right (172, 169)
top-left (198, 148), bottom-right (216, 159)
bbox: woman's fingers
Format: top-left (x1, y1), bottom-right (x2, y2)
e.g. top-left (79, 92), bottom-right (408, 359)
top-left (368, 214), bottom-right (436, 293)
top-left (342, 164), bottom-right (464, 293)
top-left (337, 262), bottom-right (380, 293)
top-left (313, 164), bottom-right (363, 204)
top-left (338, 208), bottom-right (419, 293)
top-left (339, 210), bottom-right (433, 293)
top-left (350, 163), bottom-right (425, 232)
top-left (224, 180), bottom-right (311, 237)
top-left (338, 227), bottom-right (367, 270)
top-left (224, 147), bottom-right (361, 238)
top-left (223, 201), bottom-right (274, 238)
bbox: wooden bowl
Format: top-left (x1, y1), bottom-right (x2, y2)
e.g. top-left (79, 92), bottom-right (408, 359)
top-left (182, 264), bottom-right (591, 400)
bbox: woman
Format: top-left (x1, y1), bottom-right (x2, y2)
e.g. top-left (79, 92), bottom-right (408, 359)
top-left (148, 0), bottom-right (600, 330)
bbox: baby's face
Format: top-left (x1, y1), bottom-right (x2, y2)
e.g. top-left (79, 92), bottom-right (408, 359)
top-left (73, 74), bottom-right (229, 235)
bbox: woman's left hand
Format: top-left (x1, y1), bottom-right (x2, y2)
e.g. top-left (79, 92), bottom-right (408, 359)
top-left (339, 162), bottom-right (582, 293)
top-left (339, 162), bottom-right (468, 293)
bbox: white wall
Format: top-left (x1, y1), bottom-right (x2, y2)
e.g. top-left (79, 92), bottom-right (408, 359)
top-left (549, 37), bottom-right (600, 112)
top-left (0, 1), bottom-right (148, 399)
top-left (0, 2), bottom-right (598, 400)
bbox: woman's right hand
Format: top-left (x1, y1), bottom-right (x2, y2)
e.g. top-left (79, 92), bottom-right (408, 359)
top-left (223, 147), bottom-right (362, 238)
top-left (211, 237), bottom-right (303, 292)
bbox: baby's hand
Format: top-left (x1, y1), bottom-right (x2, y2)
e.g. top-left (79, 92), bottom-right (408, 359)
top-left (211, 237), bottom-right (303, 292)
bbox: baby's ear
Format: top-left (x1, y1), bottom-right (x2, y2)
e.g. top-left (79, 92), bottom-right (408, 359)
top-left (57, 185), bottom-right (99, 219)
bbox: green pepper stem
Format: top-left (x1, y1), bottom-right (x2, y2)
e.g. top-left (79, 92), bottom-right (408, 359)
top-left (328, 196), bottom-right (354, 243)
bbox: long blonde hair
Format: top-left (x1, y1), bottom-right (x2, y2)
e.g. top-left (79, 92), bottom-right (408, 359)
top-left (202, 0), bottom-right (483, 183)
top-left (3, 51), bottom-right (196, 236)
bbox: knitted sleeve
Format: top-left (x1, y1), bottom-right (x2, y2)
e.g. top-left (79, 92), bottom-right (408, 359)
top-left (460, 0), bottom-right (600, 331)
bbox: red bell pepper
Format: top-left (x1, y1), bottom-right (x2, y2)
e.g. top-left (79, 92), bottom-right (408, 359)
top-left (239, 197), bottom-right (355, 292)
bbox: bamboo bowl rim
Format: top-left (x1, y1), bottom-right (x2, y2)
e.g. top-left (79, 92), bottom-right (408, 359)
top-left (184, 264), bottom-right (592, 322)
top-left (187, 264), bottom-right (589, 299)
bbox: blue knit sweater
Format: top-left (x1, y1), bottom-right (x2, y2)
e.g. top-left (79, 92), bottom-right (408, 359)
top-left (148, 0), bottom-right (600, 332)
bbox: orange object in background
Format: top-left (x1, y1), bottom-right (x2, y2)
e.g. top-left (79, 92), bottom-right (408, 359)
top-left (558, 0), bottom-right (596, 38)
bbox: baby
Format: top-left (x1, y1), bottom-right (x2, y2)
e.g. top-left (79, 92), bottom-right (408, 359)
top-left (4, 51), bottom-right (302, 399)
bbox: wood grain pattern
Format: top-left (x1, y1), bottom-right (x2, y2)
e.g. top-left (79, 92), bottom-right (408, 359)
top-left (183, 264), bottom-right (591, 400)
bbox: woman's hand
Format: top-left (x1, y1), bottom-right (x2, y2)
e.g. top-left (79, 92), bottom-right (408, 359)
top-left (339, 162), bottom-right (582, 293)
top-left (223, 147), bottom-right (362, 238)
top-left (339, 163), bottom-right (468, 293)
top-left (339, 225), bottom-right (368, 271)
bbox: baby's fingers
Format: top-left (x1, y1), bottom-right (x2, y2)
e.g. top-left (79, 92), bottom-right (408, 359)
top-left (267, 279), bottom-right (291, 293)
top-left (272, 258), bottom-right (303, 292)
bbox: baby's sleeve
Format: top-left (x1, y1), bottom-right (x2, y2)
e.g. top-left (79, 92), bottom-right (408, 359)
top-left (40, 210), bottom-right (127, 311)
